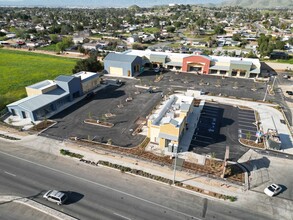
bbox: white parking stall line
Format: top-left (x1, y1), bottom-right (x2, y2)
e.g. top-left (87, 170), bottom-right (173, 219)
top-left (193, 135), bottom-right (213, 140)
top-left (239, 129), bottom-right (257, 134)
top-left (238, 111), bottom-right (254, 115)
top-left (192, 139), bottom-right (211, 145)
top-left (203, 109), bottom-right (219, 114)
top-left (238, 116), bottom-right (255, 121)
top-left (238, 120), bottom-right (255, 124)
top-left (239, 124), bottom-right (257, 129)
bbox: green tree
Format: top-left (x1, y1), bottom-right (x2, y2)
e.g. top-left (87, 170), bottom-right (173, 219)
top-left (56, 42), bottom-right (66, 53)
top-left (213, 25), bottom-right (226, 35)
top-left (49, 34), bottom-right (58, 43)
top-left (72, 55), bottom-right (103, 73)
top-left (166, 26), bottom-right (176, 33)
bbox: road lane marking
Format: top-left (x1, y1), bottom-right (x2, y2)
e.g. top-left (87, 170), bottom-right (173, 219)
top-left (0, 150), bottom-right (202, 220)
top-left (113, 213), bottom-right (131, 220)
top-left (4, 171), bottom-right (16, 177)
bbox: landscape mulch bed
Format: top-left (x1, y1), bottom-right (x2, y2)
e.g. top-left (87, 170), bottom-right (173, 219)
top-left (71, 137), bottom-right (245, 183)
top-left (239, 138), bottom-right (264, 148)
top-left (30, 120), bottom-right (55, 132)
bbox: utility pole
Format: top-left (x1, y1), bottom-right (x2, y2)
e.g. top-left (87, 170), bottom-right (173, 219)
top-left (263, 84), bottom-right (269, 102)
top-left (271, 76), bottom-right (276, 91)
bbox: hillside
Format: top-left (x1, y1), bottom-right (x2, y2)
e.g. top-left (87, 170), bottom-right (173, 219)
top-left (221, 0), bottom-right (293, 8)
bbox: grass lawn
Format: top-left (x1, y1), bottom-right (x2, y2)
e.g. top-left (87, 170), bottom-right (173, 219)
top-left (37, 44), bottom-right (57, 52)
top-left (269, 58), bottom-right (293, 65)
top-left (0, 49), bottom-right (78, 111)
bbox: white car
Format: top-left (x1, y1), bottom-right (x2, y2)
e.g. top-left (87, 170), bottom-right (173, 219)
top-left (264, 184), bottom-right (282, 197)
top-left (43, 190), bottom-right (68, 205)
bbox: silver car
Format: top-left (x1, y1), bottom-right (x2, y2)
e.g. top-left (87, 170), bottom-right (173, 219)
top-left (43, 190), bottom-right (68, 205)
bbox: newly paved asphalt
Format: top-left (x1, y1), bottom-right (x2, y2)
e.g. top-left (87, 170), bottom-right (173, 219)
top-left (188, 103), bottom-right (254, 161)
top-left (0, 141), bottom-right (274, 220)
top-left (42, 70), bottom-right (291, 162)
top-left (44, 81), bottom-right (162, 147)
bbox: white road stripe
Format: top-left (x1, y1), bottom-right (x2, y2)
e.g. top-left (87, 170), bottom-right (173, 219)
top-left (113, 213), bottom-right (131, 220)
top-left (4, 171), bottom-right (16, 177)
top-left (0, 150), bottom-right (202, 220)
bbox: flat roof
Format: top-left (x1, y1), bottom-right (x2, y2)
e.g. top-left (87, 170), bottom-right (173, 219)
top-left (26, 80), bottom-right (56, 90)
top-left (150, 94), bottom-right (193, 127)
top-left (72, 71), bottom-right (99, 81)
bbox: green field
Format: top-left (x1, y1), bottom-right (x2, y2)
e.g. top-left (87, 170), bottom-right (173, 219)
top-left (0, 49), bottom-right (78, 111)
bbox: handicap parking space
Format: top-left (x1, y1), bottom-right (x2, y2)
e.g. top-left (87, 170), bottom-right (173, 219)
top-left (238, 109), bottom-right (258, 140)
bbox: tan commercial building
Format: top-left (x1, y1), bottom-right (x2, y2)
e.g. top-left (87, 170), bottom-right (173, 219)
top-left (147, 94), bottom-right (195, 151)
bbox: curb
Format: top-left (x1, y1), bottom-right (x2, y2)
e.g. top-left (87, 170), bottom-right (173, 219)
top-left (0, 196), bottom-right (78, 220)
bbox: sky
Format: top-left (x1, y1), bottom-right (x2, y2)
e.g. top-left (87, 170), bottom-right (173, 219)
top-left (0, 0), bottom-right (222, 7)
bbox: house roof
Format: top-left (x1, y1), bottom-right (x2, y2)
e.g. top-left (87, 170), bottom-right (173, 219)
top-left (104, 53), bottom-right (138, 63)
top-left (7, 88), bottom-right (69, 112)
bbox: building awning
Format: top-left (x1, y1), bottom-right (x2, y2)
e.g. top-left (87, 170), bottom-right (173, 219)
top-left (165, 61), bottom-right (182, 67)
top-left (209, 65), bottom-right (230, 71)
top-left (150, 54), bottom-right (167, 63)
top-left (158, 132), bottom-right (178, 141)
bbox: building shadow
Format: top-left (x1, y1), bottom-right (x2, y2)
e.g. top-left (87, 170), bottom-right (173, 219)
top-left (260, 62), bottom-right (278, 77)
top-left (237, 156), bottom-right (270, 173)
top-left (278, 133), bottom-right (293, 150)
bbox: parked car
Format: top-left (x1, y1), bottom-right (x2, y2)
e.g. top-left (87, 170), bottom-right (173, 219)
top-left (286, 91), bottom-right (293, 95)
top-left (264, 184), bottom-right (282, 197)
top-left (43, 190), bottom-right (68, 205)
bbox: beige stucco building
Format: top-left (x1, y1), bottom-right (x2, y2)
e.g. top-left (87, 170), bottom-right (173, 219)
top-left (147, 94), bottom-right (195, 151)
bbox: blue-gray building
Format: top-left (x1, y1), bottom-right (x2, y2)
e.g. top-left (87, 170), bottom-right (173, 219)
top-left (104, 53), bottom-right (142, 77)
top-left (7, 75), bottom-right (84, 122)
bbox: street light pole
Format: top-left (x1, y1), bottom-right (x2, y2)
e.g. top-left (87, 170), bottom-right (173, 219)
top-left (172, 145), bottom-right (178, 185)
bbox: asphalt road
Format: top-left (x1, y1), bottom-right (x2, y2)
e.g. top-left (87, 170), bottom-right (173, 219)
top-left (0, 142), bottom-right (273, 220)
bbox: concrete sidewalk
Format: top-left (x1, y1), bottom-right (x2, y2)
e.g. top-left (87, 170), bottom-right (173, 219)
top-left (0, 196), bottom-right (77, 220)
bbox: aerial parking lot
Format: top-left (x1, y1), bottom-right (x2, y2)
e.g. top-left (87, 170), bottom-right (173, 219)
top-left (189, 103), bottom-right (257, 161)
top-left (43, 79), bottom-right (162, 147)
top-left (42, 70), bottom-right (278, 160)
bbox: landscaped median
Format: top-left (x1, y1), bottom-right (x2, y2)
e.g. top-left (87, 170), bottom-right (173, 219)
top-left (59, 149), bottom-right (237, 202)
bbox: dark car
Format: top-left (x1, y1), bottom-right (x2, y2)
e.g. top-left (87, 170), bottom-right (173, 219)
top-left (286, 91), bottom-right (293, 95)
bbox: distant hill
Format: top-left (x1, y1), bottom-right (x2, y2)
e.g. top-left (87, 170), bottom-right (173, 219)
top-left (220, 0), bottom-right (293, 8)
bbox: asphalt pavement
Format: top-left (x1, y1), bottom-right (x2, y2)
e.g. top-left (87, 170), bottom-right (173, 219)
top-left (0, 139), bottom-right (283, 220)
